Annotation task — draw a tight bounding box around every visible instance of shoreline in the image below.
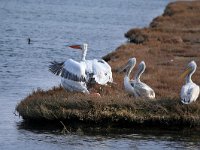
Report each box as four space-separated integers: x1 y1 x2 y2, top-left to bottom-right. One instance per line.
16 1 200 128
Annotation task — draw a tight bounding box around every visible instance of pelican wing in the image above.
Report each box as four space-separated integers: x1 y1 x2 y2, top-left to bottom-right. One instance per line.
130 80 155 99
49 59 86 82
90 59 113 85
85 60 94 74
181 83 200 104
49 61 64 76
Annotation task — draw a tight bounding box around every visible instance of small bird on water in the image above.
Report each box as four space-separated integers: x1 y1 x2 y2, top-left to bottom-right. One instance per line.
27 38 31 44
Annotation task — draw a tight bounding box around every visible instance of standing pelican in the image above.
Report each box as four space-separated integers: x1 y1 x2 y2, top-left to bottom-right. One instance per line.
130 61 155 99
123 58 155 99
49 43 113 94
180 60 199 104
123 57 137 95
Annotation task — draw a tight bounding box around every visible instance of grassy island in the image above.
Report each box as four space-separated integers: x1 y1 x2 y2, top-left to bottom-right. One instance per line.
16 1 200 128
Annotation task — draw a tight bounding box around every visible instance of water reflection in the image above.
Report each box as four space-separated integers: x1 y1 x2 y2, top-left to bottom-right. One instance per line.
17 120 200 149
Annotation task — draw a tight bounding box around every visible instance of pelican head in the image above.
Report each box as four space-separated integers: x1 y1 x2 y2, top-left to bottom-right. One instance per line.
67 43 88 61
138 61 146 72
82 43 88 51
181 60 197 83
122 57 136 77
135 61 146 81
188 60 197 70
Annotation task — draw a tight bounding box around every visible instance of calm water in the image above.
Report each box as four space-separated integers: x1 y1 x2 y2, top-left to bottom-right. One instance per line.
1 0 200 149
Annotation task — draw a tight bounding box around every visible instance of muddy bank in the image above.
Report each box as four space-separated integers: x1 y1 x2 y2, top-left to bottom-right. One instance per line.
16 1 200 127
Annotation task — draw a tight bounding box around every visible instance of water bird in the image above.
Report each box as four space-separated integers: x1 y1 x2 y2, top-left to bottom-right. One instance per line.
27 38 31 44
122 58 155 99
180 60 199 104
49 43 113 94
67 43 113 85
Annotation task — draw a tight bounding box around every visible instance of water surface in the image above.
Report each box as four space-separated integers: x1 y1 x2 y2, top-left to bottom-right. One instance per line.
1 0 199 149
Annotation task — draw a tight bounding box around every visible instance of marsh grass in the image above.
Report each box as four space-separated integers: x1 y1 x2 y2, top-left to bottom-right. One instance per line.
16 1 200 128
16 86 200 127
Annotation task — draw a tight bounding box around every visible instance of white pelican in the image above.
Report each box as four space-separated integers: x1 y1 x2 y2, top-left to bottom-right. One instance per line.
180 60 199 104
123 58 155 99
49 43 113 94
49 59 89 93
67 43 113 85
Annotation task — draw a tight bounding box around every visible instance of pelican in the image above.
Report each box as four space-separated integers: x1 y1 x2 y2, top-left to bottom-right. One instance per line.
49 43 113 94
49 59 89 93
180 60 199 104
123 58 155 99
67 43 113 85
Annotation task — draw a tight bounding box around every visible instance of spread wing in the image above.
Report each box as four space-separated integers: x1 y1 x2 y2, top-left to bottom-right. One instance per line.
49 59 86 82
49 61 64 75
90 59 113 85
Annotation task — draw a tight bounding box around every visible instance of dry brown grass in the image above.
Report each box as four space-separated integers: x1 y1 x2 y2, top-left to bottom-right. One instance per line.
16 1 200 127
16 87 200 127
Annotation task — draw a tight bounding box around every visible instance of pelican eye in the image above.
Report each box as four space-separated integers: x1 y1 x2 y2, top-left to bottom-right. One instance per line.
98 60 104 64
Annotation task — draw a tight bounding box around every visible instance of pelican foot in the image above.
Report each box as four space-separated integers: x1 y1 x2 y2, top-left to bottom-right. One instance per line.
90 92 101 97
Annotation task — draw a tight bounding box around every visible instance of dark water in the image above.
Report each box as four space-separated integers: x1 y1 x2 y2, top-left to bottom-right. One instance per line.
1 0 200 149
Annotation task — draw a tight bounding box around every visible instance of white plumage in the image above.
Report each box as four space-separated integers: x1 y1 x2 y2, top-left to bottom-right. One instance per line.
86 59 113 85
49 43 113 94
180 60 199 104
123 58 155 99
49 59 89 93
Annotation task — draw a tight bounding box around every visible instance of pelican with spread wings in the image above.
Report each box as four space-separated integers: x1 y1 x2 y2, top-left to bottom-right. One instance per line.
49 43 113 94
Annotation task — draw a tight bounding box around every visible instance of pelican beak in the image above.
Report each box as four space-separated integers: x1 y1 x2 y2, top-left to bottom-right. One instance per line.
180 67 191 79
67 44 82 50
118 62 129 73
